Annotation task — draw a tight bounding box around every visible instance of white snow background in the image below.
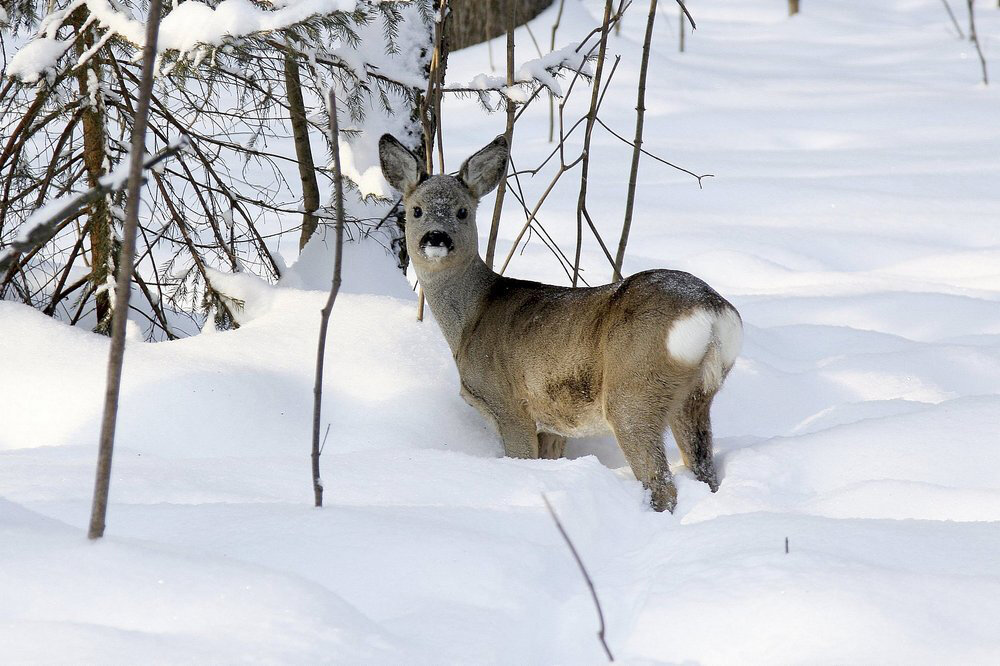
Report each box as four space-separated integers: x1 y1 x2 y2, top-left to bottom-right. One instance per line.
2 0 1000 662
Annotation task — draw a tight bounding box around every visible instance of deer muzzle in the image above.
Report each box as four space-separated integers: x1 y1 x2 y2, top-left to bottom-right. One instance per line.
419 230 455 260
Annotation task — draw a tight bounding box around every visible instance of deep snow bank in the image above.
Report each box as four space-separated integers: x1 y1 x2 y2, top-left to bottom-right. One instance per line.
3 0 1000 662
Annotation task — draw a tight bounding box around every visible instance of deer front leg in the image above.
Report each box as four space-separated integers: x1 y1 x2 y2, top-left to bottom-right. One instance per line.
497 416 540 459
461 382 538 458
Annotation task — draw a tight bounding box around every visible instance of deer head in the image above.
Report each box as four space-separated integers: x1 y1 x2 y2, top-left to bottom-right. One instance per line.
378 134 508 273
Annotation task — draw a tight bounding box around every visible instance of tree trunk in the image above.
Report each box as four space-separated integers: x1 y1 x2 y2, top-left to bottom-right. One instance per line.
789 0 800 16
447 0 554 50
73 10 113 335
284 56 321 251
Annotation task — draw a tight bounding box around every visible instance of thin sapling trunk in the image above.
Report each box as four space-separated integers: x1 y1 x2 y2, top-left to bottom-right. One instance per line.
549 0 566 142
310 90 346 508
485 0 518 269
572 0 614 286
614 0 657 281
88 0 164 540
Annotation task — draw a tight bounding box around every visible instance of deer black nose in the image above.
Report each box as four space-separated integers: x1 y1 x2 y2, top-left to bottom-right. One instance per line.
419 230 454 259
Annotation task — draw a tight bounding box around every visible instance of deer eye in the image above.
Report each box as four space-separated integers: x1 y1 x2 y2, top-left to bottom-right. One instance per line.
412 206 422 218
456 207 468 220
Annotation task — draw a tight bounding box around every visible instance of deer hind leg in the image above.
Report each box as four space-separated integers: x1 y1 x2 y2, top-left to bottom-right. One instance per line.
605 397 676 512
537 432 567 459
669 389 720 492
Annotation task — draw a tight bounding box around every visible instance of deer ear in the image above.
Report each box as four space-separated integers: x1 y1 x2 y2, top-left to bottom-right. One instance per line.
379 134 424 193
459 135 509 198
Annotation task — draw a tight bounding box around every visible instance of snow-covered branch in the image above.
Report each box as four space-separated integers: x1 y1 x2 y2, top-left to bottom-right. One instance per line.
0 142 186 274
6 0 397 82
446 43 593 101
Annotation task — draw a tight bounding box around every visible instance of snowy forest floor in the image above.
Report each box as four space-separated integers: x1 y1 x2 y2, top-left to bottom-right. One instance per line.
3 0 1000 662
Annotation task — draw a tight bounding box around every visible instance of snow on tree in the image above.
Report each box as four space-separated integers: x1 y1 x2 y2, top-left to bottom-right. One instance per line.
0 0 612 339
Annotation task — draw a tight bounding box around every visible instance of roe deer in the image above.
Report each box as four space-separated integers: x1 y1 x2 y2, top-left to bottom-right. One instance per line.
379 134 742 512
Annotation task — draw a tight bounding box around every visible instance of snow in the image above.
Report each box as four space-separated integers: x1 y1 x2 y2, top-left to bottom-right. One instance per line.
4 0 1000 662
422 245 449 259
447 42 593 97
8 0 400 83
332 2 431 197
6 36 69 83
80 0 363 53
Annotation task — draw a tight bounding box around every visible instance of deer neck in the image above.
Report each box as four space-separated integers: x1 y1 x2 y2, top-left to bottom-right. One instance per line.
415 255 497 354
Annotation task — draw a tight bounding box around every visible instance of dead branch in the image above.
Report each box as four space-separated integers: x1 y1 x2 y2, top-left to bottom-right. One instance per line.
542 494 614 662
967 0 989 85
150 172 240 327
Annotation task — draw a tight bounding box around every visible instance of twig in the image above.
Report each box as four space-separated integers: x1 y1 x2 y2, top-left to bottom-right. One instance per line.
498 154 582 275
498 52 622 277
542 494 614 662
132 269 178 340
0 145 184 276
310 89 346 509
149 172 240 327
43 231 87 316
595 117 714 186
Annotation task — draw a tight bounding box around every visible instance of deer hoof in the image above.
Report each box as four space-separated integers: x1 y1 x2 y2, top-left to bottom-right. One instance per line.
650 479 678 513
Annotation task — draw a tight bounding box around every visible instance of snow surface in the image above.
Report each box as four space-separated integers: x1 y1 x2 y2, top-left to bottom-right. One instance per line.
3 0 1000 662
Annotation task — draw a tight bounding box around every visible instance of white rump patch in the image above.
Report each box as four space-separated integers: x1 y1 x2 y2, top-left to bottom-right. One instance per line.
666 310 715 365
667 307 744 392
